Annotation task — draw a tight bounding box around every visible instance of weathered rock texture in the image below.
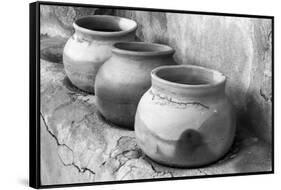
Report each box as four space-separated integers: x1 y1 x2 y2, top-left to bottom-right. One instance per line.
40 5 114 38
39 5 272 186
114 10 272 143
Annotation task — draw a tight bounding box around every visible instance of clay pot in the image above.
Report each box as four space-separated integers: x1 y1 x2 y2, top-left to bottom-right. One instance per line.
135 65 236 167
95 42 177 129
63 15 137 93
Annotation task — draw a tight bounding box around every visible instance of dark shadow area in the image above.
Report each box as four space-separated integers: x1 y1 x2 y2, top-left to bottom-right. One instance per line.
63 76 134 132
172 129 217 168
230 104 272 172
245 92 272 144
142 155 177 170
232 119 272 172
235 140 271 173
62 76 95 96
141 125 271 173
40 36 67 64
215 137 240 164
96 110 134 131
142 129 218 169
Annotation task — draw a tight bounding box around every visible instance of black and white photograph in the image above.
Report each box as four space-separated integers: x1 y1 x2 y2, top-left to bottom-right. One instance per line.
29 1 273 188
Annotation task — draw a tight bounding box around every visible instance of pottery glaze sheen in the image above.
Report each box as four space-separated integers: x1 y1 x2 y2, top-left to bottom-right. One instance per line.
135 65 236 167
63 15 137 93
95 42 177 128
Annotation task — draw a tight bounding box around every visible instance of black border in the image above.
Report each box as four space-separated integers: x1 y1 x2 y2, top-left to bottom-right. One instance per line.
30 2 41 188
29 1 274 189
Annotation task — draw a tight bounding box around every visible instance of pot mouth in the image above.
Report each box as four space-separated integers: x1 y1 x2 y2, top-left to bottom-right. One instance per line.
151 65 226 89
73 15 137 37
112 42 175 56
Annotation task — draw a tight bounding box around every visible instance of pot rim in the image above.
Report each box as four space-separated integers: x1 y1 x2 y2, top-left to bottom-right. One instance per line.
151 65 226 89
112 42 175 56
73 15 137 37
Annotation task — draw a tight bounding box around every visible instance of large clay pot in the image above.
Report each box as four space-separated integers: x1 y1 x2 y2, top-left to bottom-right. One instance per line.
95 42 177 129
135 65 236 167
63 15 137 93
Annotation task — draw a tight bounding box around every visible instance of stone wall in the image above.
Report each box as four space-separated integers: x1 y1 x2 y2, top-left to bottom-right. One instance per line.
40 5 272 143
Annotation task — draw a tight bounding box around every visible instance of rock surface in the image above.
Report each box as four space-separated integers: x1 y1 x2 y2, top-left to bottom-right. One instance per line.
40 5 114 38
40 54 271 185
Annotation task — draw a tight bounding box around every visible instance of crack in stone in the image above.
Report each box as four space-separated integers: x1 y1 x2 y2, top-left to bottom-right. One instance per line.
259 89 271 102
149 162 174 177
41 112 96 176
267 30 272 41
198 169 208 175
53 99 74 112
108 136 174 178
57 154 96 176
75 111 96 125
112 161 127 174
119 165 138 180
67 91 91 101
109 136 143 174
149 90 209 109
111 150 141 174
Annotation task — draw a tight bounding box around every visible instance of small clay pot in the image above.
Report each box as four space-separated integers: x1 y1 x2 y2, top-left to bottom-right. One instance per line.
135 65 236 167
95 42 177 128
63 15 137 93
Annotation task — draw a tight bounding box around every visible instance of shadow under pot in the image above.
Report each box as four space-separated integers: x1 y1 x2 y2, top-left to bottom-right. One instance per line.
63 15 137 93
135 65 236 168
95 42 177 129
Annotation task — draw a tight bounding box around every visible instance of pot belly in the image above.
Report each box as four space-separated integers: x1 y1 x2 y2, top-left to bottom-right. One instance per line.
94 60 152 129
135 90 236 167
62 36 112 93
63 54 103 93
96 96 137 128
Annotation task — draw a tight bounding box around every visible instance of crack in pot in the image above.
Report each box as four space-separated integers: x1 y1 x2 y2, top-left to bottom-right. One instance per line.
149 90 210 109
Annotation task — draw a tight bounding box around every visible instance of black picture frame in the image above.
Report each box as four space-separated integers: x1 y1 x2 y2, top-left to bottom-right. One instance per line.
29 1 274 189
